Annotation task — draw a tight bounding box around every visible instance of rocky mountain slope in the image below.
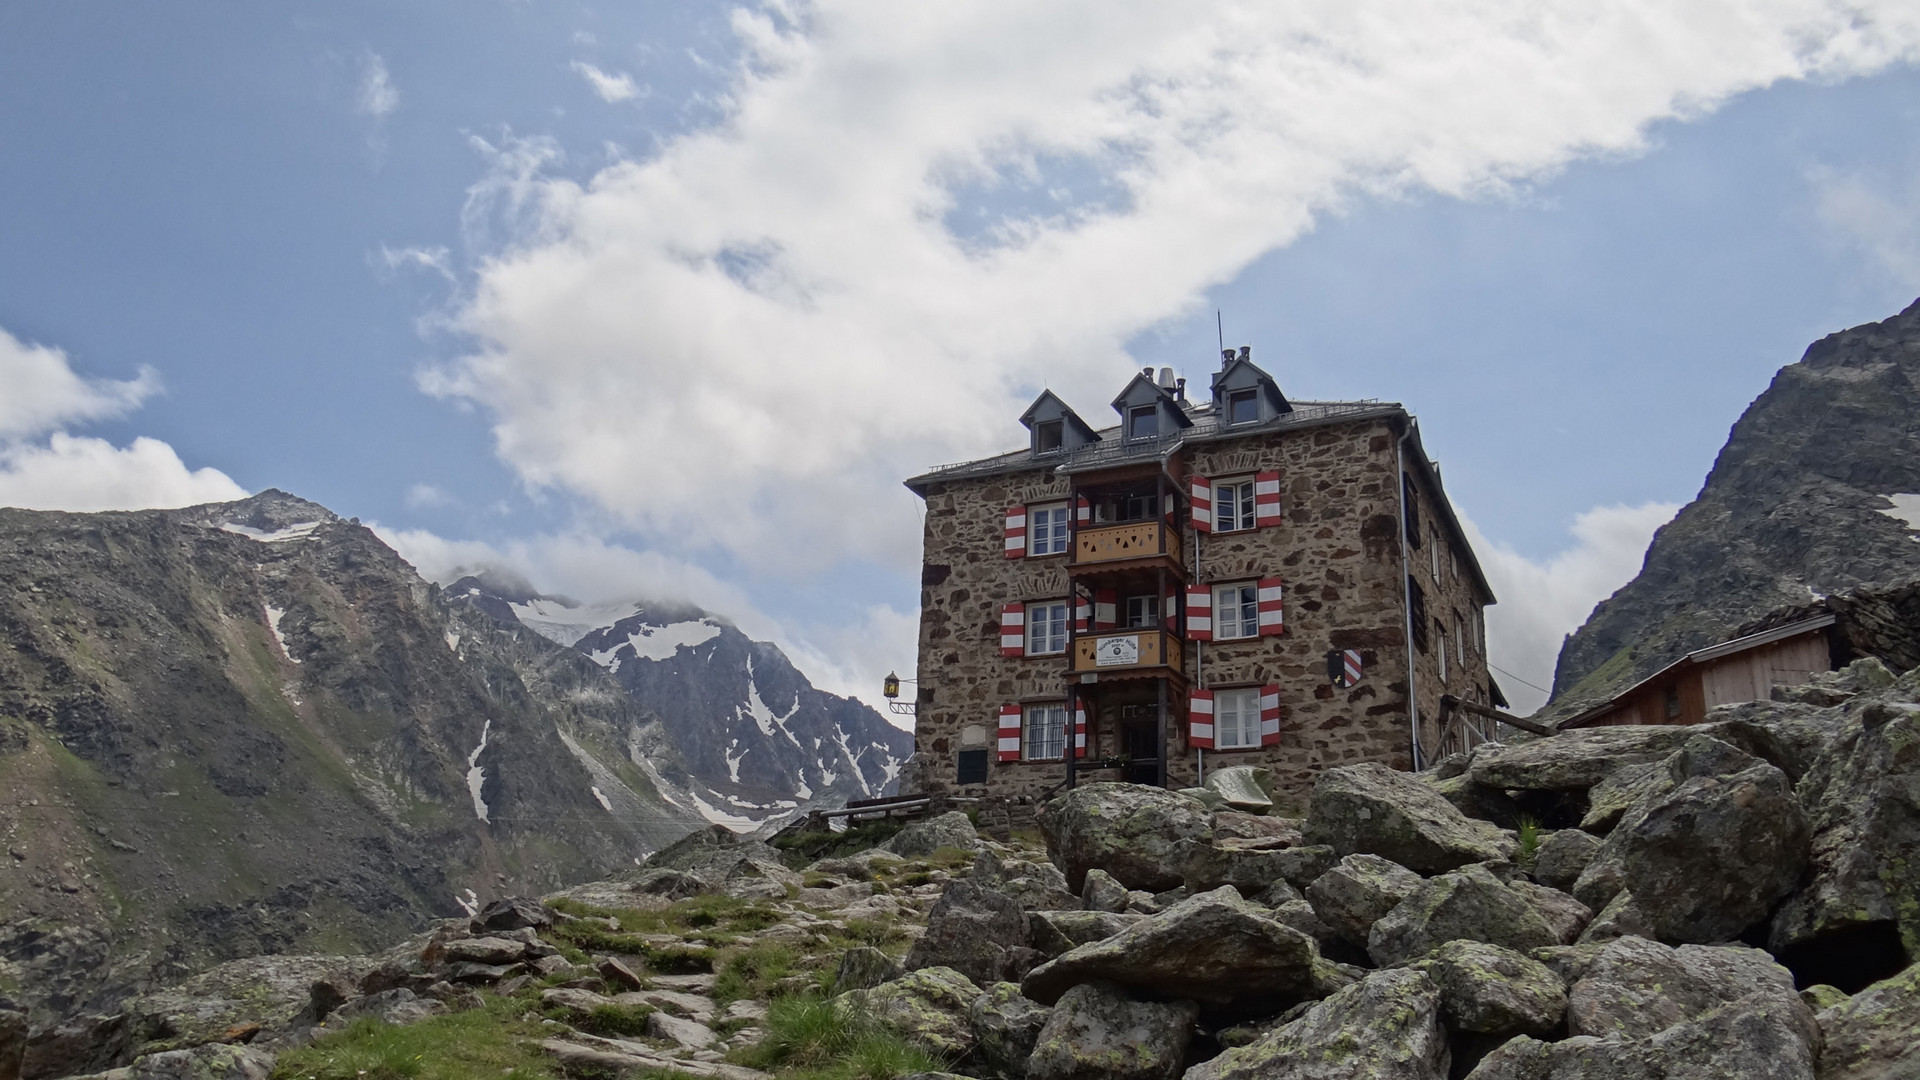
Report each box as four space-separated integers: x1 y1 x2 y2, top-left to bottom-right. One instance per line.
0 491 707 1024
17 658 1920 1080
448 573 912 823
1549 297 1920 715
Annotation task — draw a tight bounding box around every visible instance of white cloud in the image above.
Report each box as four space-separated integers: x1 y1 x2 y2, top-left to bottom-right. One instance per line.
570 60 644 103
357 54 399 118
404 482 455 509
1811 159 1920 287
0 327 158 441
1460 502 1681 716
376 244 455 282
0 434 247 512
423 1 1920 576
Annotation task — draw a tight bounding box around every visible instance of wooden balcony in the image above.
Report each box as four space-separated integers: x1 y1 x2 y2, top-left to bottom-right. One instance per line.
1070 520 1183 573
1070 628 1185 677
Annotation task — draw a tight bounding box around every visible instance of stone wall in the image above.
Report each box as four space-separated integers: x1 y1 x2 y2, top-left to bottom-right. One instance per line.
908 412 1491 805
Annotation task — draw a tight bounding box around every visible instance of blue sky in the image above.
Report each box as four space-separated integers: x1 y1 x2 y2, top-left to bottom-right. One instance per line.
3 2 1918 712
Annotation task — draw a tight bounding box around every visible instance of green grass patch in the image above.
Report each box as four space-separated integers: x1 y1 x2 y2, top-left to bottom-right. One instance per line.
544 895 789 972
732 995 942 1080
271 996 553 1080
577 1002 655 1037
713 939 801 1007
1516 815 1542 867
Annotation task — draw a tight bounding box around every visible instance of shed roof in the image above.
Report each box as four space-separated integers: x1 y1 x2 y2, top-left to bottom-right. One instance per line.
1555 613 1838 730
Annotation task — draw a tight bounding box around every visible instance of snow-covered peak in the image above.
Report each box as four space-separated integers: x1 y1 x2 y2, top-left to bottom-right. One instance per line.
586 619 725 667
507 596 646 648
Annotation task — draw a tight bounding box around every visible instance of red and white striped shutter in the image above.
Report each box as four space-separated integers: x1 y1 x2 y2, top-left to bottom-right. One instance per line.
1254 471 1282 527
1185 583 1212 640
1003 506 1027 558
999 602 1026 656
1188 689 1215 749
1074 595 1091 634
1259 684 1282 746
1076 495 1091 527
1165 590 1179 631
1190 475 1213 533
1093 589 1118 631
998 704 1023 761
1256 577 1284 636
1073 702 1088 759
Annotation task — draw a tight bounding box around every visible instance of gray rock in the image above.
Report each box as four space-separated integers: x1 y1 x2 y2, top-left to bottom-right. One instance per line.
1211 814 1302 845
888 812 982 858
126 1044 275 1080
1815 964 1920 1080
1799 984 1850 1013
1026 911 1144 959
1465 996 1817 1080
1424 772 1525 829
1530 828 1602 893
473 896 554 933
1770 701 1920 981
1081 870 1129 914
627 868 713 899
1179 841 1333 897
1368 864 1564 967
1021 886 1321 1010
1507 881 1592 945
1415 940 1566 1037
1529 944 1605 989
1305 853 1424 948
1252 879 1303 908
903 880 1032 988
1302 763 1516 875
1204 767 1275 814
1177 787 1229 812
1575 892 1656 945
1026 981 1194 1080
1573 736 1809 943
854 967 983 1059
648 1010 716 1050
1775 657 1897 707
1470 727 1699 792
330 988 447 1027
1041 783 1214 893
21 1014 130 1080
723 858 800 902
1184 968 1449 1080
1 1008 23 1080
967 982 1049 1080
836 947 903 993
1578 762 1666 834
443 936 528 966
1565 935 1812 1044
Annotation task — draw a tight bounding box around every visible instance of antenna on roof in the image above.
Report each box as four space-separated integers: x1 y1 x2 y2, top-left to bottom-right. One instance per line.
1216 310 1224 354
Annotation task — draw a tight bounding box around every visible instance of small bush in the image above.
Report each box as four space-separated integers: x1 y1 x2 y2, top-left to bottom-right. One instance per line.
1517 815 1542 865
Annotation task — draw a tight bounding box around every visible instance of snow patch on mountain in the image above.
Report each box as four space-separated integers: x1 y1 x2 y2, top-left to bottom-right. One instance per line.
263 604 299 663
505 597 644 648
466 719 492 824
590 785 612 812
1880 493 1920 531
222 521 322 543
589 619 723 666
688 790 759 830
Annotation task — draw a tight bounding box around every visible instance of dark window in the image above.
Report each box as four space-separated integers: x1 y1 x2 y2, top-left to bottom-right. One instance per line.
1403 473 1422 547
1664 687 1681 720
1124 594 1159 628
956 749 988 785
1408 577 1428 652
1128 405 1157 440
1228 388 1258 425
1035 419 1064 454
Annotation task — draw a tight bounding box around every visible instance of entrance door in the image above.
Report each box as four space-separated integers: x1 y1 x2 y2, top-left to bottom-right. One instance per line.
1123 719 1159 785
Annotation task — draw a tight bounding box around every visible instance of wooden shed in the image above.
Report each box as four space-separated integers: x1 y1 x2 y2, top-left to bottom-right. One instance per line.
1560 614 1836 730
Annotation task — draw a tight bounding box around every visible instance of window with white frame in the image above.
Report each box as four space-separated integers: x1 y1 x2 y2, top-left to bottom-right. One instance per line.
1430 529 1441 581
1213 477 1257 532
1214 582 1259 640
1436 623 1449 683
1124 594 1159 628
1024 702 1067 760
1026 601 1069 655
1214 687 1261 749
1028 502 1070 556
1455 613 1468 667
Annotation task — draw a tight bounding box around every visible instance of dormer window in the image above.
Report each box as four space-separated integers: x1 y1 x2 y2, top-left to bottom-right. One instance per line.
1127 405 1158 440
1035 419 1064 454
1227 388 1258 425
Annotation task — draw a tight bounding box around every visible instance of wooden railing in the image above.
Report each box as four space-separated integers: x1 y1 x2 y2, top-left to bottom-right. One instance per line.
1073 520 1181 566
1070 628 1184 675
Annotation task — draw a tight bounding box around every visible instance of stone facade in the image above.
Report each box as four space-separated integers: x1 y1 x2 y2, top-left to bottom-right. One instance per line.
906 372 1494 807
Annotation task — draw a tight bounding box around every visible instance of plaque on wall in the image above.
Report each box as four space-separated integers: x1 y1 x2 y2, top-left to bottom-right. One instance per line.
1094 635 1139 667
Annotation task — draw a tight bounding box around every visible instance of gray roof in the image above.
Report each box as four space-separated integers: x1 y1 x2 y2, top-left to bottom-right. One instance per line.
905 398 1400 491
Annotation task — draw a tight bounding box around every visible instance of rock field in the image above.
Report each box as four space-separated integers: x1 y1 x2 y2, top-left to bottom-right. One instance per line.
6 656 1920 1080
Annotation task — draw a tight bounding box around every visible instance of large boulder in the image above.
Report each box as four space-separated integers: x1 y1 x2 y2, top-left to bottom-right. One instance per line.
1184 968 1449 1080
905 881 1033 987
1304 854 1423 949
1027 912 1145 960
1564 935 1813 1044
1302 763 1516 875
123 1044 276 1080
1469 727 1698 792
1530 829 1602 894
888 812 983 858
1815 964 1920 1080
967 982 1050 1080
1466 999 1817 1080
1179 841 1332 896
1203 767 1274 814
645 823 781 878
975 851 1080 913
1770 700 1920 990
1026 981 1195 1080
1042 784 1213 893
856 967 984 1059
20 1014 130 1080
1021 887 1320 1010
1081 870 1130 914
1368 864 1566 967
1415 940 1566 1038
1573 736 1809 943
